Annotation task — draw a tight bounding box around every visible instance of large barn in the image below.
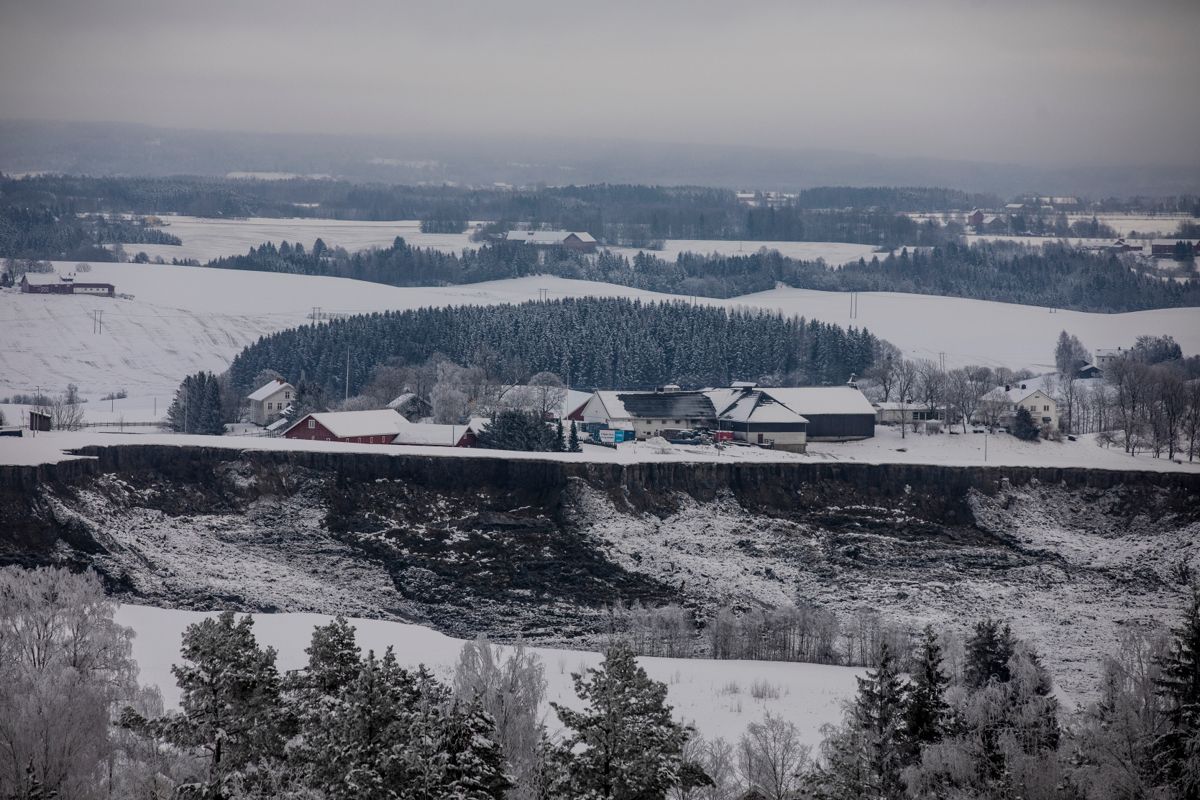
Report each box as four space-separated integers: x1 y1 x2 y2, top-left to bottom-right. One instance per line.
282 409 410 444
756 386 877 441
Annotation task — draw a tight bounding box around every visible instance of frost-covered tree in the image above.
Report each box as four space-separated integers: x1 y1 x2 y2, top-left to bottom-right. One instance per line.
1054 330 1090 377
125 612 286 798
553 643 691 799
454 638 546 800
568 420 582 452
0 566 139 800
737 712 809 800
964 618 1017 689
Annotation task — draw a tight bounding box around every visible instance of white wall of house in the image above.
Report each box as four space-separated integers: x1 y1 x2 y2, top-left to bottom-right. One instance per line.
1013 390 1058 429
250 386 294 426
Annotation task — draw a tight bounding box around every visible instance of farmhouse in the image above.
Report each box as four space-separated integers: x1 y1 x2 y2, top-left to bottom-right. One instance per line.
1150 239 1199 258
504 230 598 253
579 389 717 440
282 409 410 444
978 383 1059 430
966 209 985 227
247 379 295 426
20 273 115 297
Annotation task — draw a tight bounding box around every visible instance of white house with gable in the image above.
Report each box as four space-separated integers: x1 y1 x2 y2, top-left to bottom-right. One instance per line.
247 379 295 426
977 382 1058 431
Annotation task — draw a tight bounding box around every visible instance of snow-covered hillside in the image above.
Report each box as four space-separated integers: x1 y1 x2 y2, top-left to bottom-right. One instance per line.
116 604 860 749
4 261 1198 402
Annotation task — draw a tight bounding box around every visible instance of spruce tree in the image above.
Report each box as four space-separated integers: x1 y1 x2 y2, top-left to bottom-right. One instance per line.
555 417 565 452
964 618 1017 688
904 626 950 757
1154 587 1200 799
569 420 582 452
852 644 910 799
552 643 691 799
158 612 284 797
1011 406 1039 441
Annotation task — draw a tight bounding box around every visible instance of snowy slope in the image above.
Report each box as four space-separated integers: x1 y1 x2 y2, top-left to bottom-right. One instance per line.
3 261 1197 401
115 604 861 749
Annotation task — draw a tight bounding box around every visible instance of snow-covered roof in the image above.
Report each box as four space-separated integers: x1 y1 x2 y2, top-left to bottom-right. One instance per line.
265 417 290 432
984 384 1049 404
704 388 746 417
506 230 595 245
391 424 472 446
759 386 876 416
20 272 66 286
717 393 807 425
248 379 292 402
285 409 409 438
590 391 637 419
386 392 417 410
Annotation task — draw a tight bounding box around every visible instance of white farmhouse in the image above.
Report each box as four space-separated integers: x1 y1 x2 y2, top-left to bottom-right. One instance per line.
978 383 1058 431
247 379 295 426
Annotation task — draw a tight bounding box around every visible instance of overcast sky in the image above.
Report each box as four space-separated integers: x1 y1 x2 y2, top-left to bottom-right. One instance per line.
2 0 1197 167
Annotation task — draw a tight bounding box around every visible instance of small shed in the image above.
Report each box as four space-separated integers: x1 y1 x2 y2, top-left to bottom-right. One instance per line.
29 410 51 431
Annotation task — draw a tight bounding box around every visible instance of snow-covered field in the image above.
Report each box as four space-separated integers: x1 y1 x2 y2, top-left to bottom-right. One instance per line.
3 261 1199 402
115 604 861 749
3 428 1196 474
120 214 881 267
123 215 478 263
608 239 879 266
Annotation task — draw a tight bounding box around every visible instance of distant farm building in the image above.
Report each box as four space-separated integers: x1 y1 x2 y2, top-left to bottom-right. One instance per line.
20 273 114 297
978 383 1059 430
391 423 478 448
247 379 295 426
578 382 876 450
504 230 598 253
966 209 985 227
282 409 411 444
873 402 945 426
386 392 432 421
1150 239 1199 258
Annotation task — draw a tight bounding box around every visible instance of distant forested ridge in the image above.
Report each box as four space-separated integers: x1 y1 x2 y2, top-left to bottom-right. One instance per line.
0 206 180 261
228 298 884 397
203 237 1200 312
0 174 980 247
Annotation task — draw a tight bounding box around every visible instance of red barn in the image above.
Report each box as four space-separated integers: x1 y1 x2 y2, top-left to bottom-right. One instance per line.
282 409 410 444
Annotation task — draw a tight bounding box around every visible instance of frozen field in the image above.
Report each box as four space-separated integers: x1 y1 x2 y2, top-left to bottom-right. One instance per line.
117 213 882 267
3 262 1198 401
123 215 478 263
115 604 861 749
608 239 880 266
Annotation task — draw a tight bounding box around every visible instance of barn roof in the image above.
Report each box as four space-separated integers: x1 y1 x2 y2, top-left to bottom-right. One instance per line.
616 391 716 420
391 423 473 446
759 386 876 416
717 393 807 425
285 409 409 438
20 272 65 286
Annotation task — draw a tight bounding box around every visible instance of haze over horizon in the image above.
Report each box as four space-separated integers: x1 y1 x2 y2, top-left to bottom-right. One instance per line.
2 0 1199 170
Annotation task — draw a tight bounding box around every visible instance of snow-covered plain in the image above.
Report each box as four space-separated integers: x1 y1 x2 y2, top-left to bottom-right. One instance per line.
122 216 478 263
608 239 880 266
120 214 881 268
2 262 1197 403
115 604 861 749
2 428 1196 473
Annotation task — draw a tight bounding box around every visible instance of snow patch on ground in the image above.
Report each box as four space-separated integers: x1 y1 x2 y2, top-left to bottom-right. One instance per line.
115 603 862 750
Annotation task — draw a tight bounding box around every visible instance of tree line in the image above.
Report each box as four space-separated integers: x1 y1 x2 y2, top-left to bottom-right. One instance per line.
193 233 1199 311
4 565 1198 800
0 206 180 261
228 298 884 400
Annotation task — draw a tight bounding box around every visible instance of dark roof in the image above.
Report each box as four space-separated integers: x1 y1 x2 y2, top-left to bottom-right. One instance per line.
616 391 716 420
